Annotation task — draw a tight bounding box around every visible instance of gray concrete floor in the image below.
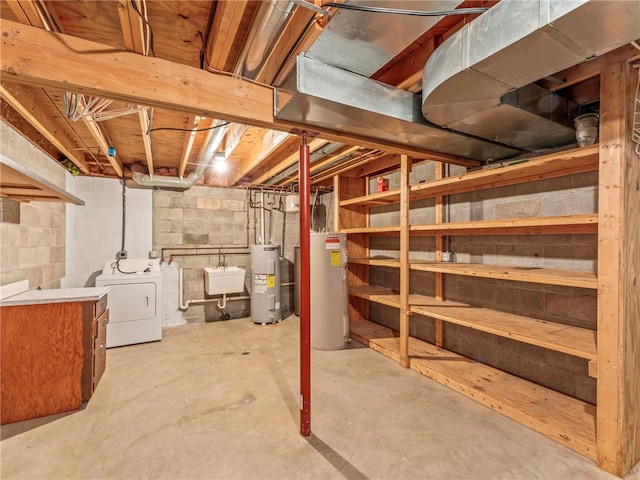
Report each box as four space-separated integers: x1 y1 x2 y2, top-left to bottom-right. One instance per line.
2 315 639 480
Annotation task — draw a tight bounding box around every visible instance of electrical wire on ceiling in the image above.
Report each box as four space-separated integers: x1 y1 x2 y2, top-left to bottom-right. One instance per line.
320 3 488 16
129 0 155 57
147 121 231 134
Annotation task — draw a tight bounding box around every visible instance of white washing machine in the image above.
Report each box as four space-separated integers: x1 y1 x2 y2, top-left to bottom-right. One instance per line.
95 258 163 348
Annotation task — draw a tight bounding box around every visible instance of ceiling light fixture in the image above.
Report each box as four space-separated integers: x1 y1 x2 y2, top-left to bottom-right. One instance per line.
213 152 228 173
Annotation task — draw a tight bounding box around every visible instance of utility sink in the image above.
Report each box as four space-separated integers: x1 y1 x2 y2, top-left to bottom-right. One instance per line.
204 266 246 295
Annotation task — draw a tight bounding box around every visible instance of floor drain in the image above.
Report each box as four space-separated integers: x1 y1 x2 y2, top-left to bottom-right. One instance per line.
241 350 252 355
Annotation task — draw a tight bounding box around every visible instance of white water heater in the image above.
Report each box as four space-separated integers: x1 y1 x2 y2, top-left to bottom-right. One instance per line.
309 232 349 350
250 244 281 324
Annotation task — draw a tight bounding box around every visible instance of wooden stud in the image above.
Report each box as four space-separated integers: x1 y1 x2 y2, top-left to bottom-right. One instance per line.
596 60 640 477
335 175 369 323
399 155 411 368
434 161 445 347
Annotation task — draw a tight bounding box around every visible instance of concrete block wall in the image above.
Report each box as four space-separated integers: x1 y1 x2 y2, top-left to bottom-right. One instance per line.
153 186 328 323
365 159 598 404
0 121 67 289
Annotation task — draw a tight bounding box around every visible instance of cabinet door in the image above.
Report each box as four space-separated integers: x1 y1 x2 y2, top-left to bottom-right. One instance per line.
93 309 108 392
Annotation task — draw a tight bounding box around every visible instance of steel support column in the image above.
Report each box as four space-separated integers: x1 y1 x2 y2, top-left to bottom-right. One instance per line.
299 132 311 436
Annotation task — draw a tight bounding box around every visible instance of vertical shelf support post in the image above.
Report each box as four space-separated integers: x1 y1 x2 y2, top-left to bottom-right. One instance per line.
596 60 640 476
399 155 411 367
434 161 446 347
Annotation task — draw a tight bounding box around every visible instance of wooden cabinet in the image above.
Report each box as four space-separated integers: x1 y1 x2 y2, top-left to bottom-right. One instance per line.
81 294 109 402
335 145 601 459
0 292 108 425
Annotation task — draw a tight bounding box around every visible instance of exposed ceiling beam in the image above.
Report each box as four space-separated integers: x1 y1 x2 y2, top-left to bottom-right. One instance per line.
1 20 478 167
253 4 316 85
137 108 153 174
279 145 363 187
224 5 324 184
116 0 154 175
227 130 292 185
310 146 361 175
372 0 496 91
311 150 388 185
250 137 328 186
537 43 640 92
81 112 123 177
275 145 362 187
6 3 124 177
0 82 90 173
178 115 202 178
1 20 275 126
116 0 146 55
5 0 42 25
204 0 250 72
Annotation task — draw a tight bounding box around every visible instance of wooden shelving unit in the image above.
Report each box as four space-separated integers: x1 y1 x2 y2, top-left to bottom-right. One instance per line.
350 257 597 289
334 57 640 478
335 145 603 462
350 318 597 460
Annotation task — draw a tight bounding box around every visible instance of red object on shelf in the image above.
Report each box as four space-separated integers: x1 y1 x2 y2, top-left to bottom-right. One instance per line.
377 176 389 192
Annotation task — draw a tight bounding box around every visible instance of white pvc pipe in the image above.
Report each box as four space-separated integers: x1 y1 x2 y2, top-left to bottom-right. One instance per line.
178 267 249 310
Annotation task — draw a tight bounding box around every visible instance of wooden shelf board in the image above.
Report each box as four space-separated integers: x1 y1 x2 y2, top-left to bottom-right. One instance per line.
349 256 401 268
410 296 596 360
341 225 401 235
348 285 401 308
340 189 400 207
337 145 598 208
410 262 597 289
410 145 599 200
343 215 598 236
349 318 597 460
409 214 598 236
350 258 597 289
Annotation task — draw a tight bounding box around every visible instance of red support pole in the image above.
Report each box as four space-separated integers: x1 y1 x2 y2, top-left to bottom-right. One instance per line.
299 131 311 436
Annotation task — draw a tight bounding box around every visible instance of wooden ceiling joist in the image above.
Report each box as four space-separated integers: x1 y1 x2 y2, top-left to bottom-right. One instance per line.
5 0 48 27
117 0 154 175
116 0 147 55
80 111 124 177
178 115 201 178
6 2 125 177
0 83 90 174
1 20 477 167
250 137 328 186
204 0 250 72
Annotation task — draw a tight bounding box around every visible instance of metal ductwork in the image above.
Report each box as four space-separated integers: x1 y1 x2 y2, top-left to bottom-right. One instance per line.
132 121 228 189
275 54 522 161
223 1 297 159
133 0 295 189
421 0 640 150
274 0 522 162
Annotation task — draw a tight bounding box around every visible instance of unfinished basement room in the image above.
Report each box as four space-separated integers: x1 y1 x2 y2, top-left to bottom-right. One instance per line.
1 1 639 479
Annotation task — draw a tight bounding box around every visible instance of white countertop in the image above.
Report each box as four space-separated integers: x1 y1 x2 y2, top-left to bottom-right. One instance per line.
0 287 109 306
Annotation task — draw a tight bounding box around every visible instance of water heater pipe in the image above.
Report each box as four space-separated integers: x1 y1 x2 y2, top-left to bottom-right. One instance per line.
260 189 266 244
299 132 311 436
